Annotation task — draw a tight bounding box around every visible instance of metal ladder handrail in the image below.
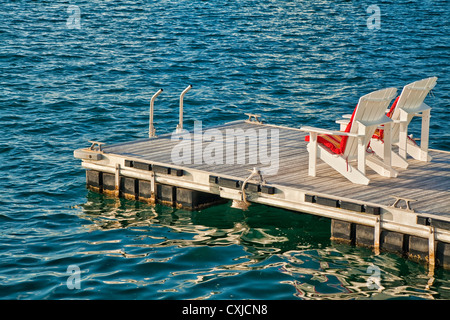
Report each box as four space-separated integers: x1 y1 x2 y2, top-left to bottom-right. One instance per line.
176 85 193 133
149 88 163 138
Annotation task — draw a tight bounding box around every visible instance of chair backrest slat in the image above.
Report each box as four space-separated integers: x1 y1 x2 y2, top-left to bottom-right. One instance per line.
390 77 437 141
344 87 397 157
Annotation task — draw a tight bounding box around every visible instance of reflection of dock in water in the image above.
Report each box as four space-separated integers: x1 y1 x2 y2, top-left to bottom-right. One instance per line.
78 193 330 254
77 194 436 299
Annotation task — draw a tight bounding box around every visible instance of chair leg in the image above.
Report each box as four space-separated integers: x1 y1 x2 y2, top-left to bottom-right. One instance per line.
406 139 433 162
391 150 409 168
357 126 367 176
366 114 398 178
415 109 432 162
398 110 409 160
370 139 409 169
317 146 370 185
383 122 392 169
366 155 398 178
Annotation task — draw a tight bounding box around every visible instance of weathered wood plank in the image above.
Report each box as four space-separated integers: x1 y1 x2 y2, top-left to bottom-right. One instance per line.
99 120 450 217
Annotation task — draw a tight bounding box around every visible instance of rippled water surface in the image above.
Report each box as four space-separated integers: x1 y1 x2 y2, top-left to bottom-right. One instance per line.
1 0 449 300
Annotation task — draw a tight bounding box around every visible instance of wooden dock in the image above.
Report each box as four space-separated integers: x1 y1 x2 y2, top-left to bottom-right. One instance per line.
74 117 450 270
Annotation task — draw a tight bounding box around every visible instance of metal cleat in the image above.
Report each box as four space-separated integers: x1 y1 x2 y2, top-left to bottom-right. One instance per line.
245 113 262 123
390 196 417 212
88 141 105 152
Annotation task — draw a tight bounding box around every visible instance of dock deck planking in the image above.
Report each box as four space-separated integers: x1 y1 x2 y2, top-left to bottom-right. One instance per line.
100 120 450 218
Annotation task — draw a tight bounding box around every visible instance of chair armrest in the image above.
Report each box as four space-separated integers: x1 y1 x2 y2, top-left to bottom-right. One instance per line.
300 126 361 137
356 115 392 127
419 102 431 111
336 119 350 125
337 120 385 129
398 102 432 115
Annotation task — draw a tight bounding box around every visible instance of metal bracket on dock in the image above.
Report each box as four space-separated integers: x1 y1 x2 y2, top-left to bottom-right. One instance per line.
88 141 105 153
389 196 417 212
73 141 105 160
245 113 262 124
231 167 265 210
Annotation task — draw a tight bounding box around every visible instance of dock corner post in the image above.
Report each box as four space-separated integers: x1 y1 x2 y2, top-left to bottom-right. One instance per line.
176 85 192 134
428 226 436 273
150 171 156 203
426 226 436 290
115 163 120 198
374 217 381 255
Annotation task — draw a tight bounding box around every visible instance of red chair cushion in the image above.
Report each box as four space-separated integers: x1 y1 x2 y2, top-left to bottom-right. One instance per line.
305 104 357 154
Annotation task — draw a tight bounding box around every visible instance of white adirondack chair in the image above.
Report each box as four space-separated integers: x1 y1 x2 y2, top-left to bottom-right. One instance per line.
301 87 398 185
370 77 437 168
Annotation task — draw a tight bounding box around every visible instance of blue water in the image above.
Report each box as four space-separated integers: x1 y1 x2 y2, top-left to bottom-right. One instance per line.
1 0 449 300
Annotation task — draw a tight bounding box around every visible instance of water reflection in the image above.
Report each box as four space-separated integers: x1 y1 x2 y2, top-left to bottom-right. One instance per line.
75 191 449 299
79 193 159 231
279 248 437 300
